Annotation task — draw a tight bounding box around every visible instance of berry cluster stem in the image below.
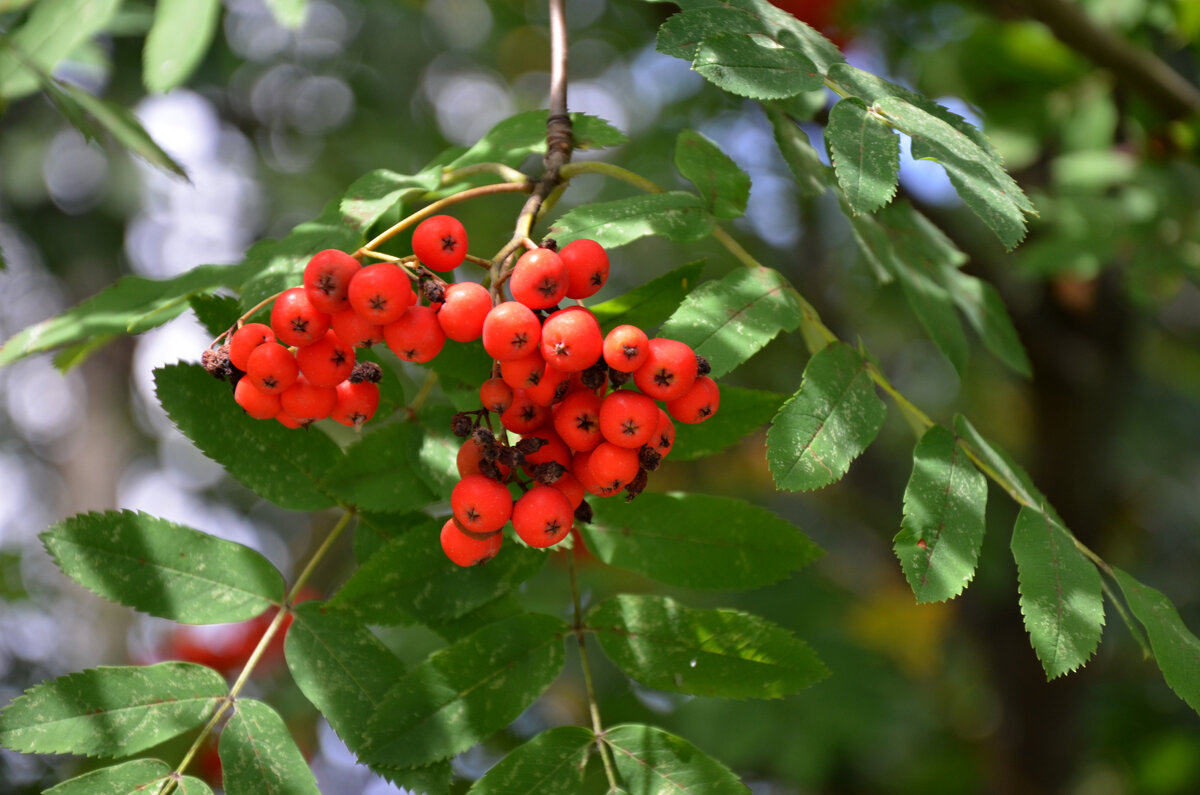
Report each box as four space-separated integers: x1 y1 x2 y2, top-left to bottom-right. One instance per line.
568 548 620 791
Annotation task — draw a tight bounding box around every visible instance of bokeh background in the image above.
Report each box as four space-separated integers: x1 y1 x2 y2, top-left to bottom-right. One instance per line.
1 0 1199 792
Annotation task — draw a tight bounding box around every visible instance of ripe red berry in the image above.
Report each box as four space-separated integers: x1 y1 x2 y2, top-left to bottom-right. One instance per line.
666 375 720 424
234 378 282 420
451 474 513 534
482 302 542 362
551 472 586 509
510 248 569 309
280 375 337 421
572 449 607 497
413 215 469 272
652 408 675 457
244 342 299 395
501 389 551 434
521 429 573 471
598 390 659 448
229 323 275 370
553 389 604 452
303 249 361 314
525 363 571 406
479 377 514 414
275 411 307 429
271 289 330 348
348 264 415 325
436 281 491 342
602 325 650 373
512 486 573 548
331 308 382 348
331 380 379 427
383 305 445 363
540 307 603 373
500 351 547 391
560 238 609 299
456 438 511 480
296 330 356 387
633 338 698 401
588 442 639 494
440 517 502 567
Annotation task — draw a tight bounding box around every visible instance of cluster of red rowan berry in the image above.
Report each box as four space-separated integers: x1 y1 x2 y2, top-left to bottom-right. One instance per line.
441 240 721 567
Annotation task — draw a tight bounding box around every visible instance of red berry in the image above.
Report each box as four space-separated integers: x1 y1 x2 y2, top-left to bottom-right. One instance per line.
540 307 603 373
229 323 275 370
479 377 514 414
271 288 330 348
245 342 299 395
383 305 446 363
331 308 382 348
521 428 573 471
512 486 573 548
633 338 698 401
436 281 491 342
588 442 639 495
234 378 282 420
500 351 547 391
652 408 675 458
666 375 720 424
525 363 571 406
572 449 607 497
456 438 511 480
551 472 586 509
510 248 569 309
296 330 356 388
482 302 542 362
348 264 415 325
331 380 379 427
280 375 337 421
275 411 307 429
451 474 513 534
501 389 551 434
412 215 468 272
560 238 609 299
603 325 650 373
303 249 361 314
553 389 604 452
598 390 659 449
440 517 502 566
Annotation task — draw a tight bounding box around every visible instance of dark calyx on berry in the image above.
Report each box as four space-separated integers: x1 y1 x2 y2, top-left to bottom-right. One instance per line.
533 461 567 485
349 362 383 383
574 500 594 523
625 468 648 503
452 412 475 438
696 354 711 376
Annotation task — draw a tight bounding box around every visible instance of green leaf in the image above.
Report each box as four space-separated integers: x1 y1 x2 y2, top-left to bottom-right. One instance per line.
339 166 442 235
58 81 189 178
952 414 1048 512
330 521 546 625
731 0 845 73
589 260 705 333
353 511 427 564
0 662 226 758
143 0 221 93
263 0 307 28
874 96 1035 249
318 423 437 513
659 266 806 378
670 386 786 461
363 613 567 767
826 98 900 215
589 594 828 699
549 192 715 249
657 6 762 60
44 759 170 795
1011 506 1105 680
938 267 1031 377
825 63 1001 164
604 724 749 794
674 130 751 219
581 492 821 589
1113 568 1200 715
766 105 831 199
766 343 886 492
467 726 595 794
176 777 215 795
693 32 822 100
893 426 987 603
447 111 627 171
0 264 245 366
0 0 123 100
372 763 453 795
154 363 342 511
188 293 242 339
41 510 284 624
219 699 319 795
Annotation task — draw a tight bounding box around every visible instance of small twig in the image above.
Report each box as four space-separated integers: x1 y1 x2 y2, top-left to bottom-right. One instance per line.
568 548 620 791
358 181 531 257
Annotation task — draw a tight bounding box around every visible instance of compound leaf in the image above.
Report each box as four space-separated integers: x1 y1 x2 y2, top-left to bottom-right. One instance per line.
41 510 283 624
1114 568 1200 715
670 386 786 461
318 423 437 514
0 662 226 758
467 726 595 795
0 0 123 100
693 32 822 100
549 192 715 248
43 759 170 795
939 267 1031 377
219 699 319 795
57 81 188 178
363 613 567 768
589 260 705 334
143 0 222 93
581 492 821 589
589 594 828 699
604 724 748 794
767 343 886 491
674 130 751 219
1011 506 1105 680
340 166 442 234
894 425 987 603
826 98 900 214
659 267 806 378
767 105 832 198
155 363 342 511
953 414 1048 512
